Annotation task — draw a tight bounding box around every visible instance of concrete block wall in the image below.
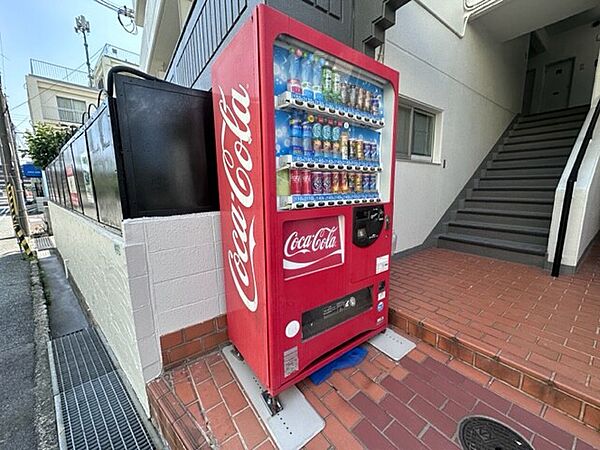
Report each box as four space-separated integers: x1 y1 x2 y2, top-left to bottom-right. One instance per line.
123 211 225 383
48 203 148 411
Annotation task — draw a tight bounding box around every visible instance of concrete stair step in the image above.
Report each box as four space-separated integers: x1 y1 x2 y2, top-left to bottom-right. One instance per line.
438 233 546 265
518 105 589 124
470 186 555 200
502 137 577 151
483 165 564 176
515 113 587 130
504 128 579 144
455 208 552 228
463 197 553 212
495 147 572 160
489 155 568 168
477 174 560 188
510 120 584 136
445 221 549 245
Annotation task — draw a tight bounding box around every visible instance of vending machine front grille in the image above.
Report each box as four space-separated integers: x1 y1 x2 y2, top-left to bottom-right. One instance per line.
301 286 372 340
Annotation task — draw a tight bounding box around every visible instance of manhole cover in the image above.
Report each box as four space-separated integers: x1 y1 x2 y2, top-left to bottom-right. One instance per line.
459 416 533 450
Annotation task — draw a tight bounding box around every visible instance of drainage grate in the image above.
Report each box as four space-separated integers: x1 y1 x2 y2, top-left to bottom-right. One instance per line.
60 372 154 450
34 236 55 251
50 328 155 450
51 328 115 392
459 416 533 450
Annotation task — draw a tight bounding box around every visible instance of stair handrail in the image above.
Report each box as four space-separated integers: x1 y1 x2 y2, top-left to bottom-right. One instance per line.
551 101 600 277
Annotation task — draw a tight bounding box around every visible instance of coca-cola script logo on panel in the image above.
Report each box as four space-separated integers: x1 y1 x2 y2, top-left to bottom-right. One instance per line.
218 84 259 312
283 216 344 280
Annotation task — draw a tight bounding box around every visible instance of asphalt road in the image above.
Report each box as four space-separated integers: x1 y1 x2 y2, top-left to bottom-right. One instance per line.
0 215 36 450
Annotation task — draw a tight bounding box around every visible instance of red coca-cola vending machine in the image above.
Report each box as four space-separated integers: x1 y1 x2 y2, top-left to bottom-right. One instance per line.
213 5 398 411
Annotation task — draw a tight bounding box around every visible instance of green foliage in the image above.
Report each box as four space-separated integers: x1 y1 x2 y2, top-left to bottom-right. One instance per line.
23 123 73 168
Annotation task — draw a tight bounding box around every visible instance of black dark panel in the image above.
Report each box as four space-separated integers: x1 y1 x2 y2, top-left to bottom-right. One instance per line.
71 131 98 221
113 74 218 218
58 154 71 208
63 144 83 213
86 104 122 229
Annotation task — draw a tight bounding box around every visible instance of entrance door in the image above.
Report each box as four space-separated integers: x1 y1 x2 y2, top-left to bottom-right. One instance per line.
541 58 574 111
522 69 535 114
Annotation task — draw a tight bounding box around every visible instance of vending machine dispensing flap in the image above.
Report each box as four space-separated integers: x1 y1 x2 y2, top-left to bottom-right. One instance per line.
352 205 384 247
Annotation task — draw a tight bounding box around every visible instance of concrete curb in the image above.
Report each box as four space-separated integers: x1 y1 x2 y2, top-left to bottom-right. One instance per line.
30 259 58 450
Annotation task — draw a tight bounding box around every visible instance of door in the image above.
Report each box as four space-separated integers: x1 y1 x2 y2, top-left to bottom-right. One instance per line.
541 58 574 112
521 69 535 114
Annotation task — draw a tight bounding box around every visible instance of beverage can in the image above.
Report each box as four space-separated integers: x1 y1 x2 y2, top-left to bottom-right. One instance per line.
311 171 323 194
355 173 363 192
331 123 341 159
364 90 372 113
301 169 312 194
370 173 377 192
322 140 332 158
331 171 340 193
371 96 380 116
347 172 355 192
340 171 349 193
312 120 323 158
322 120 332 158
356 139 364 160
364 142 371 161
290 169 302 195
290 114 303 156
372 141 379 163
322 172 332 194
340 131 349 160
349 139 357 160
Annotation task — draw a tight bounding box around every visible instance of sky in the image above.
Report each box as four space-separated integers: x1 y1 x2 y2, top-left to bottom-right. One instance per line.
0 0 142 136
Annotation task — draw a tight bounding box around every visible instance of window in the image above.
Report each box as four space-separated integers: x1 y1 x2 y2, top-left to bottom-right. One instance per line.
56 97 86 123
396 102 437 162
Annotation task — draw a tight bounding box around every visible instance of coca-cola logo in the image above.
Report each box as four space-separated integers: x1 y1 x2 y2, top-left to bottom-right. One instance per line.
283 217 344 279
218 84 258 312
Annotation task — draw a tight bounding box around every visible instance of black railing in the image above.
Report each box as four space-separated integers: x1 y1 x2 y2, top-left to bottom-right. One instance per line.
551 100 600 277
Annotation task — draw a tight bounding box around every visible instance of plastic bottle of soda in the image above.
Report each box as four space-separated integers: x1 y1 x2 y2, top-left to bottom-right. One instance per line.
287 48 302 95
312 117 323 159
312 57 324 104
302 120 313 158
300 52 313 100
290 113 303 156
332 69 342 103
322 119 332 158
321 61 333 101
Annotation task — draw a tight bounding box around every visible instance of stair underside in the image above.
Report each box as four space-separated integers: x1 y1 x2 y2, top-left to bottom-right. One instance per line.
436 105 588 266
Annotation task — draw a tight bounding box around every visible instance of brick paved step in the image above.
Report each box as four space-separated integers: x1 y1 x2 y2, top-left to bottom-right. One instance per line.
455 208 551 228
438 233 546 265
446 221 549 245
517 105 589 124
501 138 577 151
477 175 560 188
489 156 568 169
483 165 564 177
463 197 553 213
504 128 579 144
494 147 572 160
469 186 555 200
510 120 584 136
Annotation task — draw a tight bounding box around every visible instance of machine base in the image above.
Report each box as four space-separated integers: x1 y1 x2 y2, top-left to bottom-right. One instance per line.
369 327 416 361
222 345 324 450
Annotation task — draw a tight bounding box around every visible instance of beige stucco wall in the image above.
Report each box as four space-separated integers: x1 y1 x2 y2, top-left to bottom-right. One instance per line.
48 203 148 411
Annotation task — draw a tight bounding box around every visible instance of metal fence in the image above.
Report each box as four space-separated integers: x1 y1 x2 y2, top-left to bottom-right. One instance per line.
30 59 90 86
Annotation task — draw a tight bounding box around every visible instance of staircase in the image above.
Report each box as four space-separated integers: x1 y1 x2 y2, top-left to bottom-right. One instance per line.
437 104 589 266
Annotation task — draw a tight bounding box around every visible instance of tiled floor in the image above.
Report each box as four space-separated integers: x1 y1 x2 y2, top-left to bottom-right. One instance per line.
148 333 600 449
388 239 600 428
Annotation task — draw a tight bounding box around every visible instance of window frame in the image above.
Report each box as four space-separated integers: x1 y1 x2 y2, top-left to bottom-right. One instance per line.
56 96 87 124
396 98 440 164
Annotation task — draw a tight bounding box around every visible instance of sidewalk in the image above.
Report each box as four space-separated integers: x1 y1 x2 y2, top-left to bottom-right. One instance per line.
0 215 36 449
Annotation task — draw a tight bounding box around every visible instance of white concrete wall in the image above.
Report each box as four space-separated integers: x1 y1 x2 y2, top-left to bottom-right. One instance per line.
385 1 529 253
527 21 600 113
48 203 148 410
122 211 225 380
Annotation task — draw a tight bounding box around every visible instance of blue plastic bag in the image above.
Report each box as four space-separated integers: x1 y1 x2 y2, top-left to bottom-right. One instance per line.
309 346 368 385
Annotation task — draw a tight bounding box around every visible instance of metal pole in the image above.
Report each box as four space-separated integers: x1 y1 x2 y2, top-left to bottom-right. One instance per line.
82 30 93 87
0 79 29 235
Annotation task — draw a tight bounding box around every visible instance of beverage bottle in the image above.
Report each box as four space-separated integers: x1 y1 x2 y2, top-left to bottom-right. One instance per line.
287 48 302 95
340 129 349 160
312 57 324 103
332 69 342 103
322 119 332 158
364 89 372 114
300 52 313 100
312 117 323 158
331 121 341 159
321 61 333 101
302 120 313 159
290 113 303 156
348 84 357 109
340 80 349 106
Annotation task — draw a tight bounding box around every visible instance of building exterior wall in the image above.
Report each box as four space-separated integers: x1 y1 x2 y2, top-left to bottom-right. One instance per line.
26 75 98 126
123 211 225 381
48 203 148 411
527 21 600 114
384 1 529 253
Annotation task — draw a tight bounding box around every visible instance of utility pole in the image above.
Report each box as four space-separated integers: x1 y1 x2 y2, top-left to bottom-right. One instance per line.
0 78 29 235
75 15 93 87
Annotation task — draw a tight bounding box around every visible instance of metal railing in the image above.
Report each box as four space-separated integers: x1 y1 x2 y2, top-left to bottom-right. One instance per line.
98 44 139 65
551 101 600 276
30 59 90 86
